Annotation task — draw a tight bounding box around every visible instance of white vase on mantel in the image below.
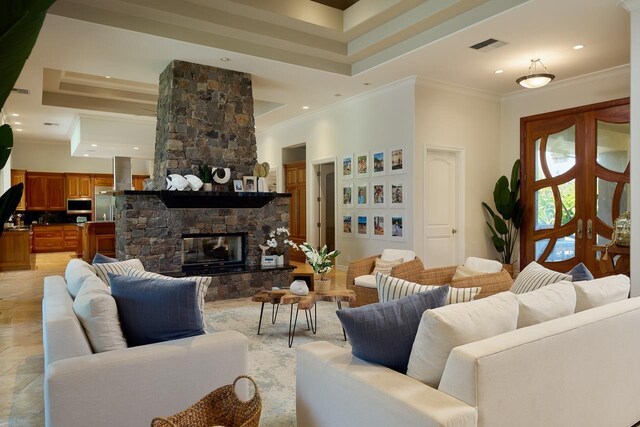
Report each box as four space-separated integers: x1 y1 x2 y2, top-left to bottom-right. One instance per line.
203 183 213 191
276 255 284 267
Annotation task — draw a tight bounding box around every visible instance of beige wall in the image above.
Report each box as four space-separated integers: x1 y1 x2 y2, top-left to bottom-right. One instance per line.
414 79 502 265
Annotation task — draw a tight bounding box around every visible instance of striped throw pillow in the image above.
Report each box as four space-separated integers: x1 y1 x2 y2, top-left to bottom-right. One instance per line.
124 267 211 329
376 273 479 305
510 261 572 294
372 258 403 275
93 259 145 286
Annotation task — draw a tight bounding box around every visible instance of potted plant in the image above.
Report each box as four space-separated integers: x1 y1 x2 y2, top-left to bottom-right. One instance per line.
481 159 524 277
198 164 213 191
0 0 56 237
299 243 340 294
264 227 297 266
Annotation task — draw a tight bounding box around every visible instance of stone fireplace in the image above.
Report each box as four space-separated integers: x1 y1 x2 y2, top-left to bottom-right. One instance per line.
115 60 292 300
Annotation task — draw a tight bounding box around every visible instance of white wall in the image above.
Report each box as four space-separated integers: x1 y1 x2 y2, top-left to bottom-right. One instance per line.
11 139 153 175
415 79 502 263
258 78 416 269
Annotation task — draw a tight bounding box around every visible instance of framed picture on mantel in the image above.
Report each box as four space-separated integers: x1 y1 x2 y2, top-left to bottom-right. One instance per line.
243 176 257 192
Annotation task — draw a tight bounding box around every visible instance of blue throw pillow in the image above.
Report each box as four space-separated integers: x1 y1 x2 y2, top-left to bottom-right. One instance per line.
567 262 594 282
109 273 205 347
93 253 118 264
336 285 448 373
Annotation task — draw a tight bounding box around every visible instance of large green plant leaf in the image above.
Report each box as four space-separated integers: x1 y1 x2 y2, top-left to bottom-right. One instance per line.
0 124 12 170
493 215 508 235
510 159 520 193
0 0 56 109
0 183 23 238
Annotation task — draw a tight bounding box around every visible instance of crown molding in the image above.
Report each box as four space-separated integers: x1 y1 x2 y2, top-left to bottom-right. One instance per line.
620 0 640 12
415 76 500 102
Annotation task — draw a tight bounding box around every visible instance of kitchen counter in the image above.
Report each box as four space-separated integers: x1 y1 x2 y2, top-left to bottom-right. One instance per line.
0 229 32 271
82 221 116 262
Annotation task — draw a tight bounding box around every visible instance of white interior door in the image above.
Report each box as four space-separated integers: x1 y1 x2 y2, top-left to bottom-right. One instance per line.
425 149 461 267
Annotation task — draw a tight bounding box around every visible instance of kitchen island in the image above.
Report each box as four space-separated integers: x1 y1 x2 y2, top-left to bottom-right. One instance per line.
81 221 116 262
0 228 32 271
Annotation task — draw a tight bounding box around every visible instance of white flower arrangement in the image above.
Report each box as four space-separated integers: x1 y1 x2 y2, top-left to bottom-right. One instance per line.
264 227 298 256
299 243 341 279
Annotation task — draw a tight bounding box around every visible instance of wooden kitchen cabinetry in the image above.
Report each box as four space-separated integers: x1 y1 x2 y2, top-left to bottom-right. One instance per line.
133 175 150 191
93 174 114 188
66 174 92 198
32 225 65 252
26 173 66 211
82 221 116 261
0 229 31 271
10 169 26 211
63 224 79 251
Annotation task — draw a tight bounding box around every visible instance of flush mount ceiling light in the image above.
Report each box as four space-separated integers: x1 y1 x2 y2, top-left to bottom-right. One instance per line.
220 57 230 62
516 59 555 89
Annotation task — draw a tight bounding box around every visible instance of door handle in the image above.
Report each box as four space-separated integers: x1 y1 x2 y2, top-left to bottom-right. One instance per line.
577 219 583 239
452 228 457 234
587 219 593 240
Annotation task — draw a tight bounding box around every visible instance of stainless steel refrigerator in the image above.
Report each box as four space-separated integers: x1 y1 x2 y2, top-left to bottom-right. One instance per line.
94 186 115 221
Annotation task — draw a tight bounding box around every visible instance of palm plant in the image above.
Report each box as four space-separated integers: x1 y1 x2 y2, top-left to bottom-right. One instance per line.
0 0 57 237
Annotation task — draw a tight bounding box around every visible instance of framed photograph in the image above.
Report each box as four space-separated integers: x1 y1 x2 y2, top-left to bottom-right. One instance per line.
233 179 244 192
372 150 386 176
242 176 257 192
342 184 353 207
390 181 405 208
371 181 386 207
342 214 353 235
356 152 369 178
357 215 369 238
342 154 354 179
356 182 368 208
389 147 405 174
372 214 386 240
390 214 406 241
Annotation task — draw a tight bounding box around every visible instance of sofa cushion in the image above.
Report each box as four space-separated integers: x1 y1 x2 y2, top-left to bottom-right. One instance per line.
65 258 97 299
73 275 127 352
124 267 211 329
376 273 480 305
463 257 502 273
566 262 594 282
336 285 448 373
573 274 630 312
510 261 572 294
354 274 376 289
92 253 118 264
109 273 205 347
406 292 519 388
371 257 403 275
381 249 415 263
516 280 576 328
452 265 486 281
93 259 145 286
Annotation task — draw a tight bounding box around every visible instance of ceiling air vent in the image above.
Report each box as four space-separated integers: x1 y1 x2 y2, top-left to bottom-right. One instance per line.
469 38 508 53
43 122 60 126
11 88 30 95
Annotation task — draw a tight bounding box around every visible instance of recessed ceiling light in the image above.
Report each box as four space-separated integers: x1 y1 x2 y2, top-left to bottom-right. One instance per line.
91 144 98 147
363 82 371 86
302 106 309 110
83 154 89 157
133 147 140 150
13 121 21 125
15 128 23 132
334 93 341 97
494 69 504 74
573 44 585 50
105 76 111 79
220 57 230 62
11 113 19 117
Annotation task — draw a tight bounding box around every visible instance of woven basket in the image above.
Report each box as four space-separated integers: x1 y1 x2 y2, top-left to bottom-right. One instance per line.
151 376 261 427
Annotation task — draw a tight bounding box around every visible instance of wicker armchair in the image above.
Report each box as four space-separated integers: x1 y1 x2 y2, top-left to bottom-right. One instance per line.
346 254 416 307
350 258 513 307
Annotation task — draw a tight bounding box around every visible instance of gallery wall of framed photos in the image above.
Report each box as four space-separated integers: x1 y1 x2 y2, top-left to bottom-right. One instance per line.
341 147 407 243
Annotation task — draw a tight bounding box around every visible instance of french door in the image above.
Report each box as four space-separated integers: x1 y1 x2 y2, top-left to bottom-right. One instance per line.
520 98 630 275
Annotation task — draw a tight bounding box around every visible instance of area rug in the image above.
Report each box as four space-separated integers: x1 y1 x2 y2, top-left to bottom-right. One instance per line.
205 297 352 426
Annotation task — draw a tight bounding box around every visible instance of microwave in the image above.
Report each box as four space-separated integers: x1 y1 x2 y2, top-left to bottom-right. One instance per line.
67 198 92 214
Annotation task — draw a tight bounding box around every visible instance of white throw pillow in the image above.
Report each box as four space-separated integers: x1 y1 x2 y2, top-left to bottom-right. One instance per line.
510 261 572 294
354 274 377 289
371 257 403 275
93 259 145 286
376 273 480 305
573 274 630 312
452 265 486 281
381 249 415 263
406 292 519 388
516 280 576 328
124 267 211 329
464 257 503 273
73 275 127 352
65 259 98 298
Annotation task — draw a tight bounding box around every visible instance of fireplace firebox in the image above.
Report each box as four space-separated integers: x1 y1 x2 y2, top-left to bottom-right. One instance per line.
182 232 247 273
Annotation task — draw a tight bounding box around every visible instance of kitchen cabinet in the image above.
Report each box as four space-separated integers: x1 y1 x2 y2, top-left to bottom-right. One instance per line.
10 169 26 211
133 175 150 191
82 221 116 261
32 225 65 252
63 224 79 251
93 174 114 188
26 173 66 211
0 229 31 270
66 174 92 198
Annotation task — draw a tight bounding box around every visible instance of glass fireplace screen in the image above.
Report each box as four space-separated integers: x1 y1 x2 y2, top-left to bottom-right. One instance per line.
182 234 245 267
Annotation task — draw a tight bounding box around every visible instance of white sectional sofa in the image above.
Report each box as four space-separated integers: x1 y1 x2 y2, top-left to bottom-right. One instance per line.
43 274 249 427
297 297 640 427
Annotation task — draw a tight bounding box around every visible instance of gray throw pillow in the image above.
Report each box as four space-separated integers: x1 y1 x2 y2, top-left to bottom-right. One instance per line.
566 262 594 282
336 285 448 373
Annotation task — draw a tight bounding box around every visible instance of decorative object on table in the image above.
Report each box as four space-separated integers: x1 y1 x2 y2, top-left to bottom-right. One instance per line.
233 179 244 192
612 211 630 247
197 164 214 191
264 227 297 267
482 159 524 265
243 176 257 192
151 375 262 427
261 255 277 267
299 243 340 294
253 162 270 192
165 174 190 191
184 174 203 191
290 279 309 296
212 167 231 184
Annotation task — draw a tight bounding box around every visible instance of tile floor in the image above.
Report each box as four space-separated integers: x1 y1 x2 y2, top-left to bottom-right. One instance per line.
0 252 346 427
